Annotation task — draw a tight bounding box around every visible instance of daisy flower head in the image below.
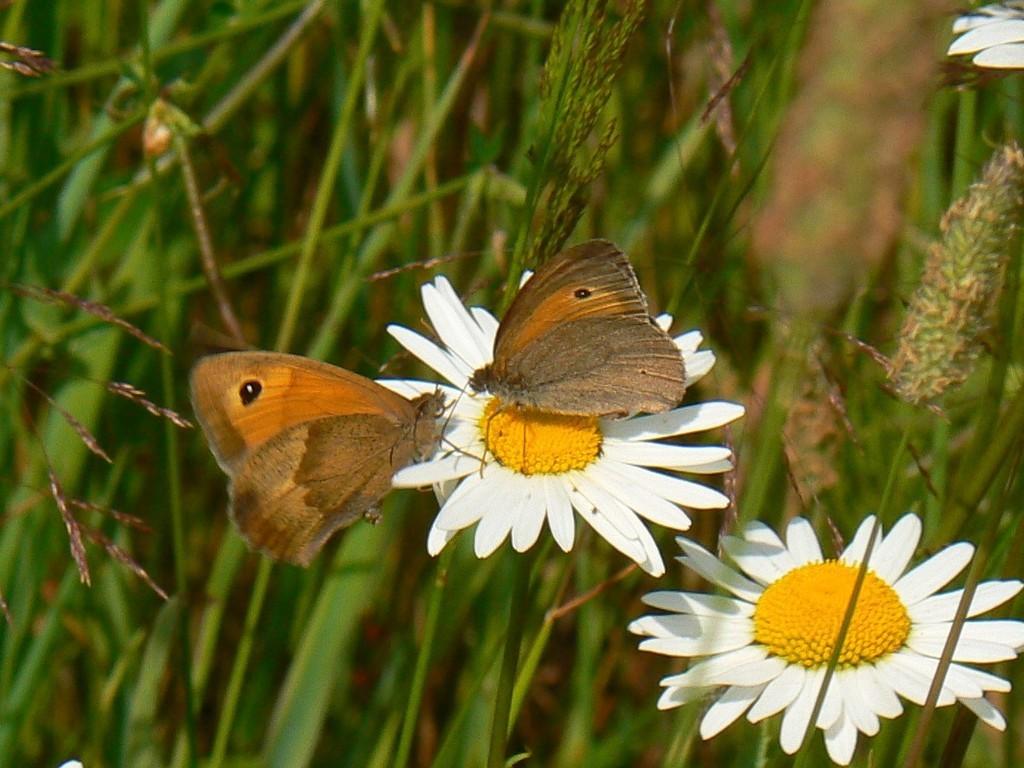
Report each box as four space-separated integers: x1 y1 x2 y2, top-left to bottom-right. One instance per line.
629 514 1024 765
382 274 744 577
949 2 1024 68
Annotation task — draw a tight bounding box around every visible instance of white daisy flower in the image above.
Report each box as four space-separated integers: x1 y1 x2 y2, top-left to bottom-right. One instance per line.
629 514 1024 765
380 275 744 577
949 3 1024 68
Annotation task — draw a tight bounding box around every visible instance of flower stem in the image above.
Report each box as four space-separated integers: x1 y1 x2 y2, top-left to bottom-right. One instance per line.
395 547 453 767
208 557 272 768
487 555 532 768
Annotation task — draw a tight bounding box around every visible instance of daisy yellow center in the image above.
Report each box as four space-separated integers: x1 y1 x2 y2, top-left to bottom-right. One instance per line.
752 561 910 667
480 398 602 475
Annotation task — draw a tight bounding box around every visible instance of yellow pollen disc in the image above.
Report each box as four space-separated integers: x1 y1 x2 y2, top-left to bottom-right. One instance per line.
753 560 910 668
480 398 602 476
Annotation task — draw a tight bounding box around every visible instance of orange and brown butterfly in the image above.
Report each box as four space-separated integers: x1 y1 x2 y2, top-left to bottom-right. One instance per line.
469 239 686 417
189 352 445 566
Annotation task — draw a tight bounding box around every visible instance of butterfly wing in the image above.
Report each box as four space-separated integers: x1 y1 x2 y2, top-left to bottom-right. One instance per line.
189 351 416 473
483 240 685 415
504 316 685 416
493 240 648 356
229 413 418 565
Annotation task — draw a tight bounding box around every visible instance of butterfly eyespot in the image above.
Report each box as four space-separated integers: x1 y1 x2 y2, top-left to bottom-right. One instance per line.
574 287 592 299
239 380 262 406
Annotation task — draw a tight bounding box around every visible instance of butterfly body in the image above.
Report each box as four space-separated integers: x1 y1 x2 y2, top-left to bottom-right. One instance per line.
190 352 443 565
469 239 686 417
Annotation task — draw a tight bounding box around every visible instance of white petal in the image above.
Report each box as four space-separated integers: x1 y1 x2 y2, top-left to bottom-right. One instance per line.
511 483 546 552
469 306 500 340
721 536 794 585
816 673 843 730
961 695 1007 730
909 581 1024 623
700 684 764 739
432 477 460 505
474 501 517 558
894 543 974 606
599 459 728 509
544 477 575 552
570 472 638 540
948 19 1024 55
674 328 703 350
588 462 692 530
601 440 732 471
392 451 480 488
640 591 755 618
857 665 903 719
908 620 1024 662
655 313 673 332
601 401 745 441
421 280 491 369
823 712 858 766
426 520 457 555
433 470 498 530
571 472 665 575
953 15 998 35
870 514 921 583
840 515 878 565
785 517 824 564
973 42 1024 68
676 538 764 602
780 668 824 754
387 324 470 387
434 482 493 532
887 653 986 700
636 620 755 657
954 6 1024 35
446 393 488 421
877 653 955 706
660 645 770 687
683 350 716 385
376 379 462 402
836 668 879 736
568 489 646 567
657 685 705 710
945 663 1010 693
741 522 800 571
629 613 704 639
684 459 736 474
748 663 805 722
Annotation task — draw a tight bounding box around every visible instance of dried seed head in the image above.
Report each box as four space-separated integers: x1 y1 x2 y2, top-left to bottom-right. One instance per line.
889 143 1024 403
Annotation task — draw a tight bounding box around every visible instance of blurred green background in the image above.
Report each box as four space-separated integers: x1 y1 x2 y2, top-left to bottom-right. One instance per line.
2 0 1023 766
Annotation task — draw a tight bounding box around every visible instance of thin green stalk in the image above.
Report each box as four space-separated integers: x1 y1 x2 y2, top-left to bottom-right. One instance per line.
395 547 454 767
487 555 532 768
0 110 144 221
9 0 310 99
169 535 246 768
139 2 195 762
0 173 477 388
306 12 490 360
208 557 272 768
949 384 1024 521
275 0 386 351
113 0 327 197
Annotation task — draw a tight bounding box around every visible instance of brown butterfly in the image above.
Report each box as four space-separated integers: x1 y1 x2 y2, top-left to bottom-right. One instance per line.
190 352 445 566
469 239 686 417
